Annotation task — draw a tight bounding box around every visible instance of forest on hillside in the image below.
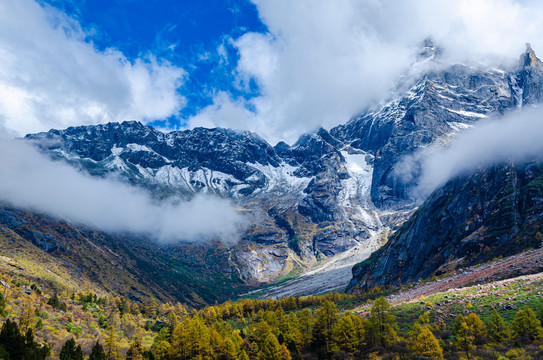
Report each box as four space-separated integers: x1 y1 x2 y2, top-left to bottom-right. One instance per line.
1 271 543 360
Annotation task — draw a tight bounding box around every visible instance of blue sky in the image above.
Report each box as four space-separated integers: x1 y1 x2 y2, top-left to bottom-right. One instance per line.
1 0 543 143
39 0 267 127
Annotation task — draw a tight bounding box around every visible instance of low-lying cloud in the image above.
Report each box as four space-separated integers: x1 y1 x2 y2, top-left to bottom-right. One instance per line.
0 138 246 243
396 107 543 200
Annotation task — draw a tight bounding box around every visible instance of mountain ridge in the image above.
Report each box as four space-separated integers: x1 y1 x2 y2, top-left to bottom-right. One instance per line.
10 43 543 299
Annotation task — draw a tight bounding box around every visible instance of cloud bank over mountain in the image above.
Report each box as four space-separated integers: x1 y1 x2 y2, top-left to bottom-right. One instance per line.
0 136 246 243
396 107 543 199
189 0 543 143
3 1 543 142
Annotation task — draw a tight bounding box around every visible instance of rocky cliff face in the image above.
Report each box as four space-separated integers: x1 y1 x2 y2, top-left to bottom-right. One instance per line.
332 43 543 208
20 43 543 290
25 121 380 284
347 161 543 293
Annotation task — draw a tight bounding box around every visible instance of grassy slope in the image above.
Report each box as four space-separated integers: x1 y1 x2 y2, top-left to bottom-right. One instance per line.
0 205 248 308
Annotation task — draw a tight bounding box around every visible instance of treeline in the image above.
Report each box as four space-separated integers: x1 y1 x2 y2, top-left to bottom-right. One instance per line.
3 290 543 360
1 276 543 360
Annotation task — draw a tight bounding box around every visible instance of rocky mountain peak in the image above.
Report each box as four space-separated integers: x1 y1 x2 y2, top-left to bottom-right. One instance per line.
520 43 542 69
415 37 442 63
513 43 543 106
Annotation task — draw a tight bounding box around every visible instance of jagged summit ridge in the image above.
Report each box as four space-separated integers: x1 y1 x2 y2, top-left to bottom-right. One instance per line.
27 118 381 284
331 45 543 208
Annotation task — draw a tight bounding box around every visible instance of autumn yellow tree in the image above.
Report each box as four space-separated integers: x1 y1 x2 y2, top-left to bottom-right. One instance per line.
367 297 397 347
452 315 474 360
511 306 543 341
332 311 365 355
257 333 290 360
409 323 444 360
487 309 509 343
465 313 487 345
312 301 339 357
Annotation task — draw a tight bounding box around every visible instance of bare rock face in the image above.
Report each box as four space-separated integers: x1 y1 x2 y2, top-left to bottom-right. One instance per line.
345 45 543 293
25 120 378 284
347 161 543 293
332 43 543 209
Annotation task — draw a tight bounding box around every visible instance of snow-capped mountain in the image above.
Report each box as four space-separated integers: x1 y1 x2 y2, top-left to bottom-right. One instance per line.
22 42 543 289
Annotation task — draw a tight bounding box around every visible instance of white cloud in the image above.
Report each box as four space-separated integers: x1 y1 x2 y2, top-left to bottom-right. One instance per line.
188 0 543 144
395 107 543 199
0 137 246 243
0 0 185 136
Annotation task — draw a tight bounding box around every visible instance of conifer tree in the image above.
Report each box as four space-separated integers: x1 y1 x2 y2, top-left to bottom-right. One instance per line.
257 333 287 360
105 325 117 358
511 306 543 341
0 319 49 360
238 350 250 360
220 337 238 360
89 341 107 360
465 313 487 345
487 309 509 343
312 301 339 356
409 324 443 360
333 311 364 354
74 345 84 360
155 341 171 360
59 338 77 360
126 340 144 360
170 317 211 360
0 293 5 315
47 293 60 309
367 297 397 347
298 308 313 347
452 315 474 360
250 319 274 349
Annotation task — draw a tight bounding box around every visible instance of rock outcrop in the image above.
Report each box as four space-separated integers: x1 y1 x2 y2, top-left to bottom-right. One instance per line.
347 161 543 292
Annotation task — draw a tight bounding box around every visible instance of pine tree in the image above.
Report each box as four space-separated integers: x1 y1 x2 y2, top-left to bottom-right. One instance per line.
170 317 211 360
312 301 339 356
0 293 5 315
47 293 60 309
333 311 364 354
257 333 287 360
452 315 474 360
155 341 171 360
59 338 77 360
89 341 107 360
74 345 84 360
409 324 443 360
105 325 117 358
465 313 487 345
250 319 274 349
367 297 397 347
298 308 313 347
220 337 238 360
487 309 509 343
279 313 303 354
126 340 144 360
0 319 49 360
238 350 250 360
511 306 543 341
